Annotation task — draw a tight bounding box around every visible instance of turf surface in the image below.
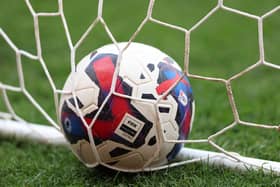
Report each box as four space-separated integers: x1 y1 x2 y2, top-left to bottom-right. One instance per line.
0 0 280 186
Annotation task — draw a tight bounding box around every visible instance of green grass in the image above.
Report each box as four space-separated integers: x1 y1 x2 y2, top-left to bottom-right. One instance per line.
0 0 280 186
1 138 279 187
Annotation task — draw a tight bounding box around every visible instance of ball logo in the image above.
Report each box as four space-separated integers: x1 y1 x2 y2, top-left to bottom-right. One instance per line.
115 113 145 143
178 90 188 106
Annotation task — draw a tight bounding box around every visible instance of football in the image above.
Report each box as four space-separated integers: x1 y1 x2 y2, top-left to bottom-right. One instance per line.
59 42 195 172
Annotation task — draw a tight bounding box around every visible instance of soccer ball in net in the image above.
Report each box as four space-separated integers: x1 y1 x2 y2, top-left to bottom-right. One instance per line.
59 42 195 172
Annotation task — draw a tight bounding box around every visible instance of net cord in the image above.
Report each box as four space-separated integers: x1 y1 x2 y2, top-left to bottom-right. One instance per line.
0 0 279 173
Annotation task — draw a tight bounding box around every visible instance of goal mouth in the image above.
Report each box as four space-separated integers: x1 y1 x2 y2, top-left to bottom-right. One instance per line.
0 0 280 175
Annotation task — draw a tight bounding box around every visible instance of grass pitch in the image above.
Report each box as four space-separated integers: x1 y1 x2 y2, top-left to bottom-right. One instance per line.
0 0 280 186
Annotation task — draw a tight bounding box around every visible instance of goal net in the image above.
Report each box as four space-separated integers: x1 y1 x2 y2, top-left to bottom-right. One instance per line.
0 0 279 174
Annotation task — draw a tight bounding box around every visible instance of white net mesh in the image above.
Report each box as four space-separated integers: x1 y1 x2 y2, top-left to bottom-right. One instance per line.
0 0 279 173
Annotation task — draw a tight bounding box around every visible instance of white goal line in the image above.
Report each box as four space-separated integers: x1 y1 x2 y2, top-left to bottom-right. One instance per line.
0 118 279 175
